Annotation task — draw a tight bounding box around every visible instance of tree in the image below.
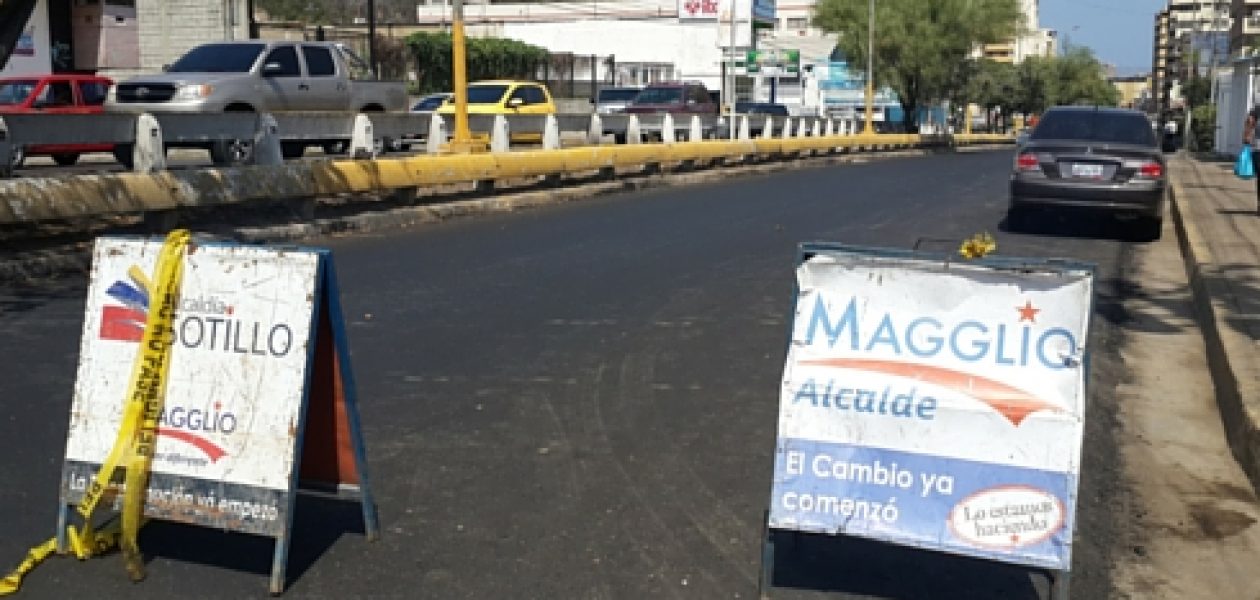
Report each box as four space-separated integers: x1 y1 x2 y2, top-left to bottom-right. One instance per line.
813 0 1023 132
406 32 549 94
1051 47 1118 107
256 0 419 24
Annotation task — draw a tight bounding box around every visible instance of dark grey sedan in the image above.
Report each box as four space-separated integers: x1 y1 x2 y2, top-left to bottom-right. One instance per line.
1009 106 1166 240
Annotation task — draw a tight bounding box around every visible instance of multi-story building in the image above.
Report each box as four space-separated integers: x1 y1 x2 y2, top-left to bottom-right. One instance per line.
1153 9 1176 114
979 0 1056 64
1230 0 1260 55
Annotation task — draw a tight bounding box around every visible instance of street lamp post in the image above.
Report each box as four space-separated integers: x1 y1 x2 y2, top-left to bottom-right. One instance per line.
863 0 875 135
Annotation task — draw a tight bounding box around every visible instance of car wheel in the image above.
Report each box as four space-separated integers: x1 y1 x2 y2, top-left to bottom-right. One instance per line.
1005 204 1032 232
52 153 81 166
1131 216 1163 242
9 146 25 169
210 139 254 166
113 144 134 170
280 142 306 160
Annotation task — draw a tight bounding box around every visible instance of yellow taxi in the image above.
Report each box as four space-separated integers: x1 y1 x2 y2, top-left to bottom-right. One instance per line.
437 80 556 116
438 80 556 144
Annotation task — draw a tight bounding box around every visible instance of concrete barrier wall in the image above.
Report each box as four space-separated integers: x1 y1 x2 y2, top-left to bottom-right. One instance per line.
0 132 1011 226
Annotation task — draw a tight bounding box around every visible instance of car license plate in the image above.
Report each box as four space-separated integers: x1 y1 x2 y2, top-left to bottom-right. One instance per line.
1071 163 1104 178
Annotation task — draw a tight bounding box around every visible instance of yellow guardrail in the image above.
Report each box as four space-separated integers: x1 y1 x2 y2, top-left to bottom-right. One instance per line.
0 133 1013 225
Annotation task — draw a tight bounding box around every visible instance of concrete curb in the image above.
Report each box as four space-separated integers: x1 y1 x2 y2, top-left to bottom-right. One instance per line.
0 144 1009 286
1169 178 1260 492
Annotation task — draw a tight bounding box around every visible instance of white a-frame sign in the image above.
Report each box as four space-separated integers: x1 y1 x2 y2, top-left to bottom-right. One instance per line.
60 237 380 593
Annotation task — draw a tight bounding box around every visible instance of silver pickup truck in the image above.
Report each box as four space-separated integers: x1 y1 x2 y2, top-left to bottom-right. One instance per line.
106 40 408 162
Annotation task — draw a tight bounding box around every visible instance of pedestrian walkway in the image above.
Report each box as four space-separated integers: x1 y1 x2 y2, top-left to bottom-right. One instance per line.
1168 155 1260 491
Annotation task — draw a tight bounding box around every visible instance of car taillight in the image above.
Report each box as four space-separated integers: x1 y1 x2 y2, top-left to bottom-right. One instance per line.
1137 161 1163 179
1015 152 1040 171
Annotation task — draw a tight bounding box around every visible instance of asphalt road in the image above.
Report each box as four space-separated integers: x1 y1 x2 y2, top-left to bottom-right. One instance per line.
0 149 1143 599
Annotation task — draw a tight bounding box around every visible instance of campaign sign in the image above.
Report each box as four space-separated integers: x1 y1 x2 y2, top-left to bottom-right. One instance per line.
58 236 378 592
768 243 1093 572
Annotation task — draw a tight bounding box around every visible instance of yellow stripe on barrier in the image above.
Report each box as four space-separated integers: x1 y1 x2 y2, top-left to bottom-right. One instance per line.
0 133 1014 225
0 230 190 594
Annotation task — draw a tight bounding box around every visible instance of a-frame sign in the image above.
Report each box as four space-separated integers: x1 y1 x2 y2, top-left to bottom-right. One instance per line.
59 237 379 594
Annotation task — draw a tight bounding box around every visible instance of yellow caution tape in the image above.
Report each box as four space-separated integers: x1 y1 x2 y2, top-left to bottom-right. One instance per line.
959 232 997 260
0 230 190 595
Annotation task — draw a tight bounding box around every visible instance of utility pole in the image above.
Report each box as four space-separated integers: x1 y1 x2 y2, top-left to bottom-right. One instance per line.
448 0 483 153
863 0 876 135
367 0 378 78
1208 0 1222 105
724 0 738 122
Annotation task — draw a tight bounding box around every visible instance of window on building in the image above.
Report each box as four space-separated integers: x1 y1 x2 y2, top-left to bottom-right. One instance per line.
786 17 809 30
301 46 336 77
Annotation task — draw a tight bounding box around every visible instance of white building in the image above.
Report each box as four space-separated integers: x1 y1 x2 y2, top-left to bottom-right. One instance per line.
415 0 779 107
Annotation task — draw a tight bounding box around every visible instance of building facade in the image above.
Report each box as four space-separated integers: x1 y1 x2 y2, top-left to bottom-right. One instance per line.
980 0 1056 64
1230 0 1260 55
1153 9 1176 113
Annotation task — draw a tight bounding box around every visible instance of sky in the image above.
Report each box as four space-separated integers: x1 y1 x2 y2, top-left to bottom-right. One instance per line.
1040 0 1169 75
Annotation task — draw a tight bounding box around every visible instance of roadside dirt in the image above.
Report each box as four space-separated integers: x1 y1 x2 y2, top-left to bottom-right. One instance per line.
1110 220 1260 599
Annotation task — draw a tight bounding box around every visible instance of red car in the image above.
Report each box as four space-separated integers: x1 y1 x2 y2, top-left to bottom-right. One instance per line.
0 74 114 167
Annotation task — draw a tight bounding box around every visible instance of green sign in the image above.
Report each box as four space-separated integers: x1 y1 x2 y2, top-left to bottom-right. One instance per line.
745 49 800 76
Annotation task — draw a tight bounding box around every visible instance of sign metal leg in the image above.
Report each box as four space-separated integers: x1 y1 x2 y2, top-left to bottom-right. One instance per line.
1049 568 1071 600
269 534 292 596
757 511 775 600
55 503 69 554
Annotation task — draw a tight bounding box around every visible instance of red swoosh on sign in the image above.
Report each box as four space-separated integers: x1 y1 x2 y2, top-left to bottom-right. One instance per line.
798 358 1060 426
157 428 228 463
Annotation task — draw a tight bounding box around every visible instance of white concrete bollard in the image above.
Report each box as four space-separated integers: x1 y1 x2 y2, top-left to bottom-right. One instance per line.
426 113 448 154
490 115 511 152
662 113 676 144
689 115 704 142
761 116 774 139
738 115 750 140
781 117 794 139
350 113 375 158
813 119 822 137
543 114 561 150
824 119 835 137
134 113 168 172
587 113 604 145
253 113 284 166
627 115 642 144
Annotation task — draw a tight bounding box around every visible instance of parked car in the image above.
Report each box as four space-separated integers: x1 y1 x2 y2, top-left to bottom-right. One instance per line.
1008 106 1166 241
0 74 115 167
437 81 556 117
411 92 451 113
624 82 718 116
436 81 556 143
735 102 789 116
592 87 641 115
106 40 408 162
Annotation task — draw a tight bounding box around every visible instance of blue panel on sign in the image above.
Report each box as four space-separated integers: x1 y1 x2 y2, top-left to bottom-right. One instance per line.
768 439 1074 570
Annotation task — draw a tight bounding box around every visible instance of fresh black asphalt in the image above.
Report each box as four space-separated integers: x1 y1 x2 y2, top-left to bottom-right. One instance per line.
0 149 1143 599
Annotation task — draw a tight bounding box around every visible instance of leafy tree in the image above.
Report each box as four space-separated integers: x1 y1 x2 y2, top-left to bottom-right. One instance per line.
1051 47 1118 107
256 0 419 24
406 31 549 94
813 0 1022 132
